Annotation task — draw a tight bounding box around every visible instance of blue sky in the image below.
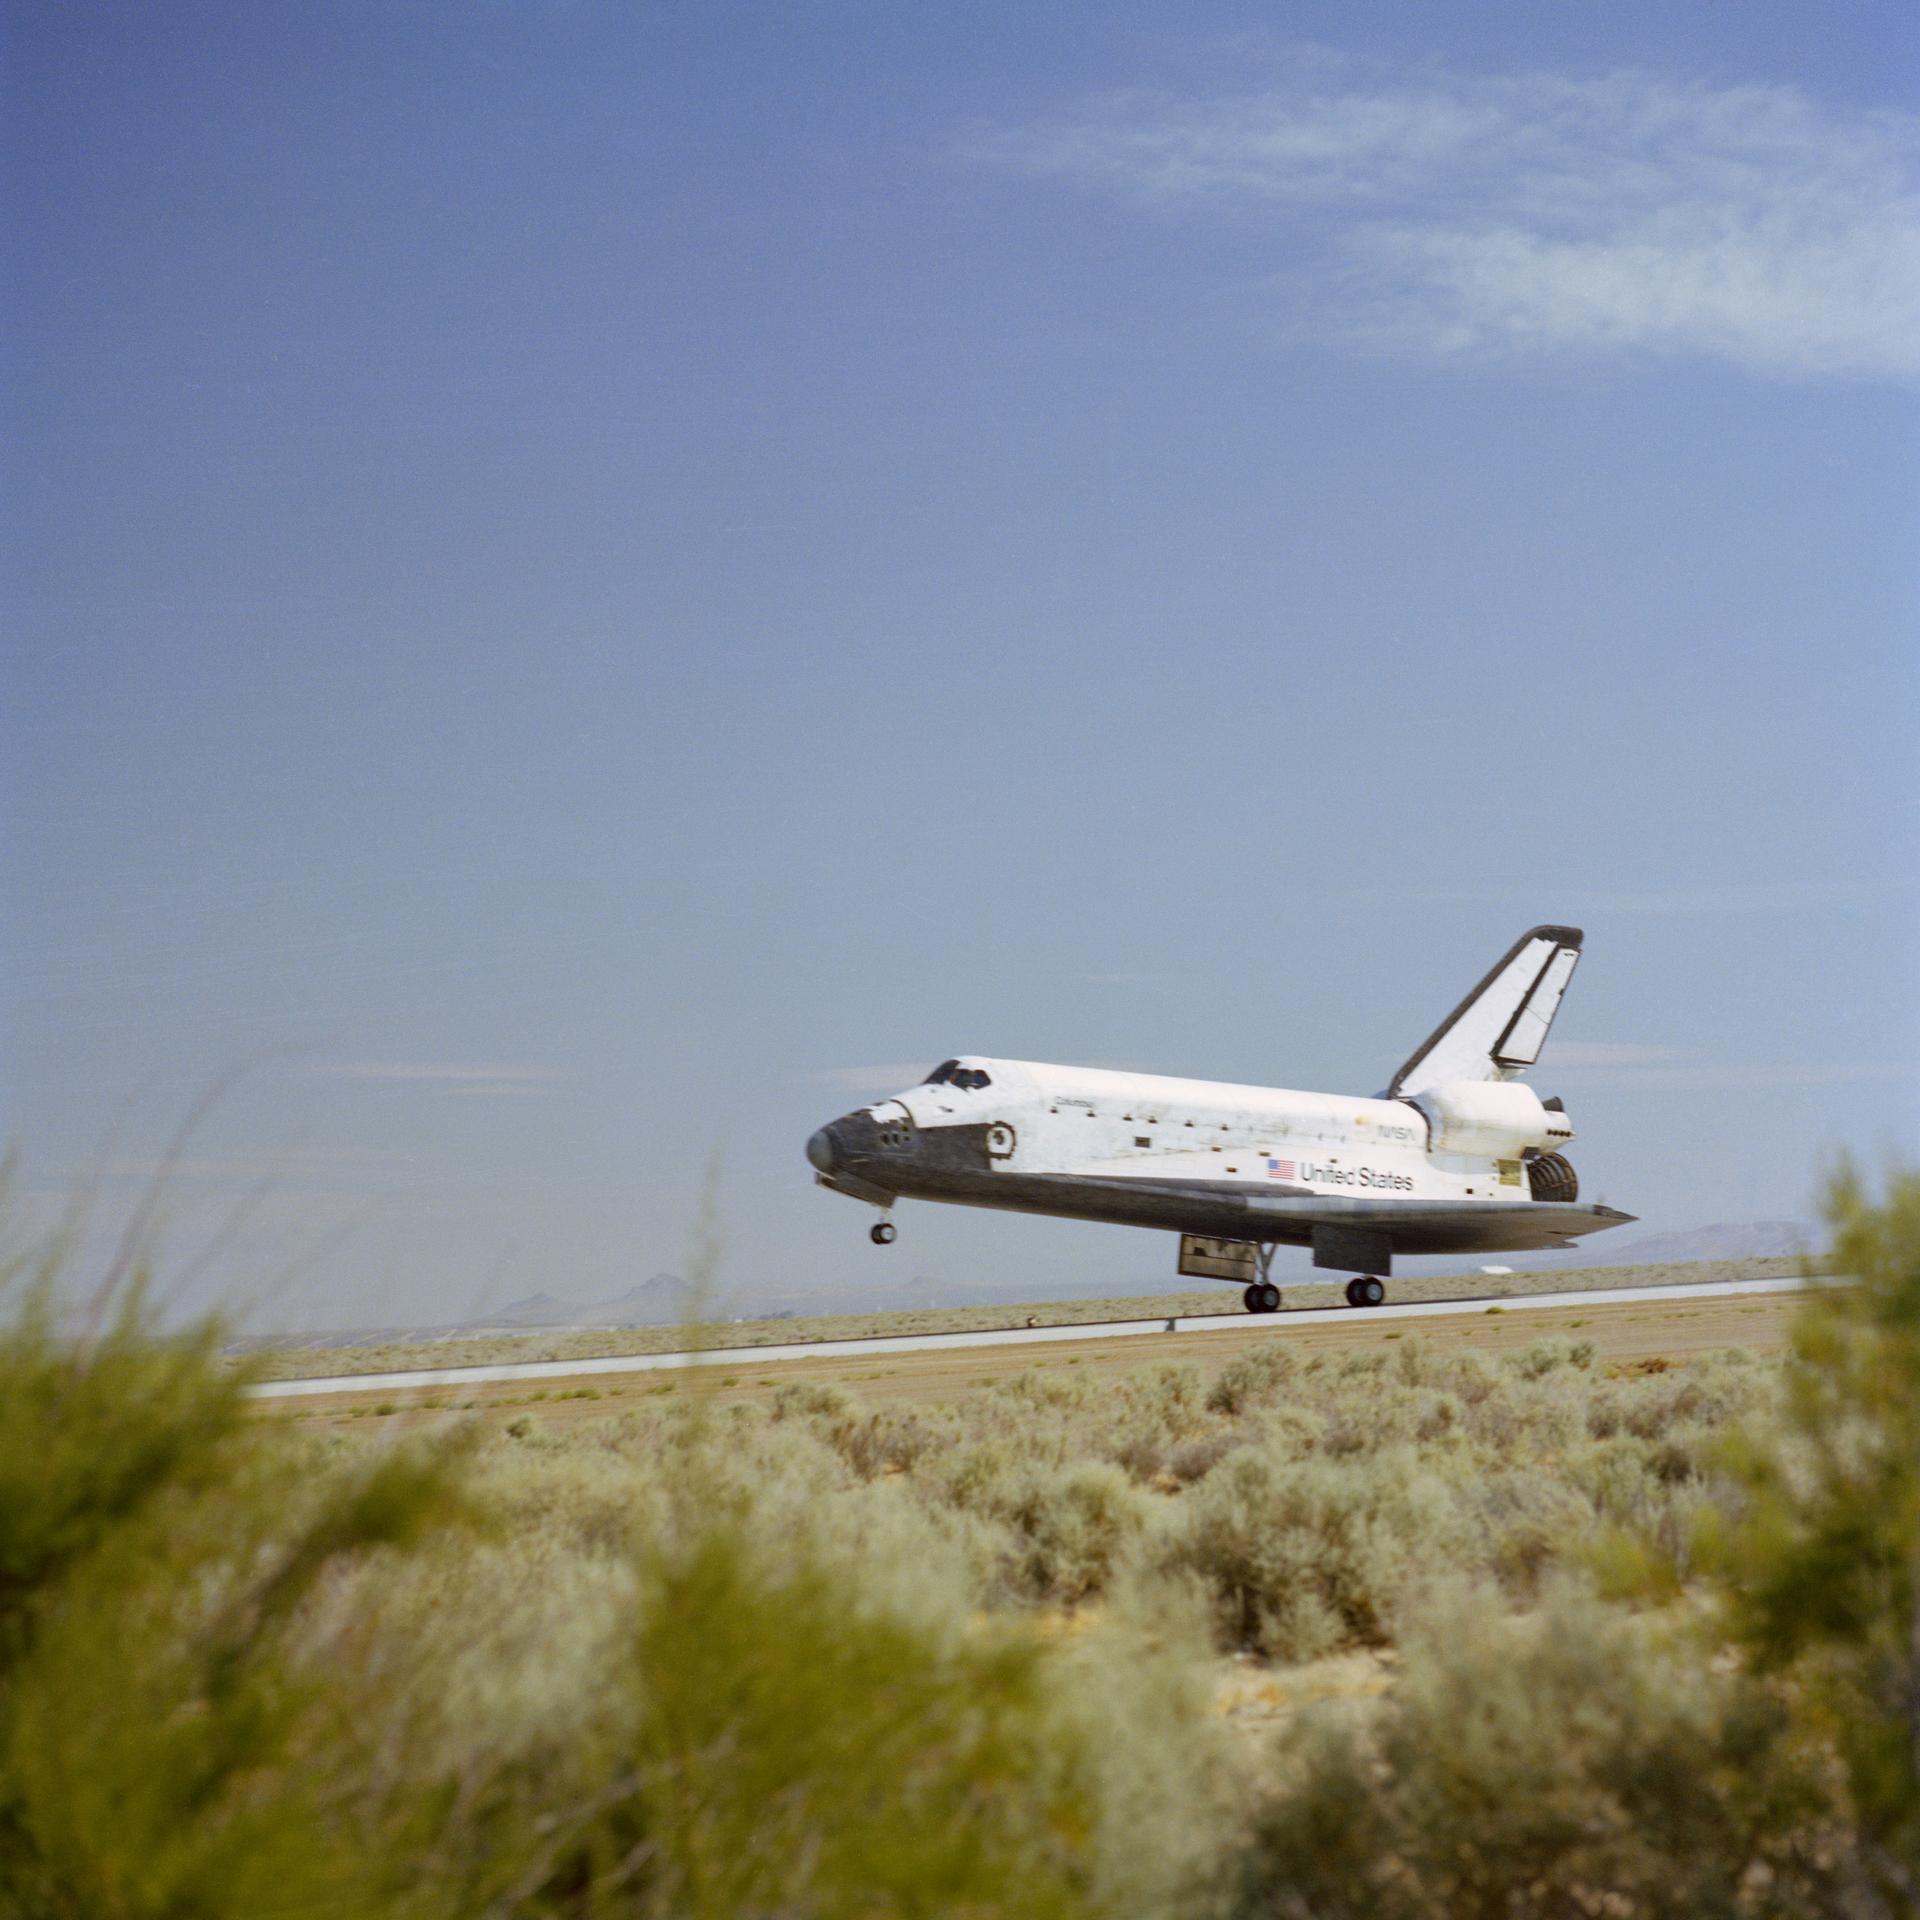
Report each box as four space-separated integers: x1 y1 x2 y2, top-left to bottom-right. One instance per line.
6 2 1916 1328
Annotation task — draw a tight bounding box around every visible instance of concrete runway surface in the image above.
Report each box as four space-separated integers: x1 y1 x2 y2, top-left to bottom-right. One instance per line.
248 1275 1811 1401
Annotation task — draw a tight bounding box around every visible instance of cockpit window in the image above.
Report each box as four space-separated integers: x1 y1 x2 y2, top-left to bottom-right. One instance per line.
923 1061 991 1090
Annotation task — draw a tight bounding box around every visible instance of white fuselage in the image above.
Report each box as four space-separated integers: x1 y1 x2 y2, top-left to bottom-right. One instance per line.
807 924 1630 1292
888 1058 1545 1203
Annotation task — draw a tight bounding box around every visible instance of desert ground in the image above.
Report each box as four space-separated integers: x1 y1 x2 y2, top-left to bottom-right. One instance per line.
265 1280 1799 1431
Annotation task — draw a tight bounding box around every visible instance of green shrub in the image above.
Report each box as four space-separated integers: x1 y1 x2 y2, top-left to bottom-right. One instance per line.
1206 1344 1297 1416
995 1460 1154 1606
0 1273 468 1915
1231 1580 1843 1920
1703 1165 1920 1904
1155 1447 1462 1660
441 1516 1104 1920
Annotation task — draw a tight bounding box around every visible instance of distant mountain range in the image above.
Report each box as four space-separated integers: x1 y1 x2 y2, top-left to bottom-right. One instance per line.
482 1273 693 1328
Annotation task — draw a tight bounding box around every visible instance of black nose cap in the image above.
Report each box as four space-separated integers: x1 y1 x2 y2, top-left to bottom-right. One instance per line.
805 1127 837 1175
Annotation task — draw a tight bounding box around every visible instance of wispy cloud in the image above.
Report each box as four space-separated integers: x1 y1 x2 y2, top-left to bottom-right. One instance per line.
978 58 1920 380
307 1061 569 1098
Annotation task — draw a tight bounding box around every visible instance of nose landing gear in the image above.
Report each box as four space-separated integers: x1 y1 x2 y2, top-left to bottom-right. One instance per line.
1344 1276 1386 1308
869 1220 897 1246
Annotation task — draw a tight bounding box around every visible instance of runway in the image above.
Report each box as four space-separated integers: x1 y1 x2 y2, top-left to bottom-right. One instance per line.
247 1275 1811 1401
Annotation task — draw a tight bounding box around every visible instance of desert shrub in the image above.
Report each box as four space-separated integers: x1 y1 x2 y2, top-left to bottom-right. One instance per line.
921 1434 1027 1513
831 1403 954 1480
612 1517 1099 1919
1105 1420 1173 1484
390 1505 1106 1920
1155 1446 1464 1660
1116 1362 1207 1438
1509 1336 1578 1379
470 1427 664 1554
1231 1580 1843 1920
0 1261 243 1669
1388 1334 1434 1387
1245 1403 1327 1461
0 1219 1194 1920
1440 1348 1499 1405
1206 1343 1297 1415
1051 1579 1238 1920
1464 1471 1596 1594
1561 1434 1719 1577
1702 1165 1920 1904
1165 1430 1239 1484
0 1273 468 1917
769 1378 856 1422
994 1365 1102 1413
948 1458 1154 1607
1315 1381 1470 1458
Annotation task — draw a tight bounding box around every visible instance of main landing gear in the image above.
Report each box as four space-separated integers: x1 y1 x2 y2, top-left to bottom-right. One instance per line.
870 1220 897 1246
1241 1245 1282 1313
1344 1276 1386 1308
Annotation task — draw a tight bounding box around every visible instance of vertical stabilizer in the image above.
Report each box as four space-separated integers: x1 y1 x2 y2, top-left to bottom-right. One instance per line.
1387 926 1583 1099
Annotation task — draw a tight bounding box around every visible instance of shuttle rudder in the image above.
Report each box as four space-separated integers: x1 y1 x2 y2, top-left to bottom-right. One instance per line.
1387 925 1583 1100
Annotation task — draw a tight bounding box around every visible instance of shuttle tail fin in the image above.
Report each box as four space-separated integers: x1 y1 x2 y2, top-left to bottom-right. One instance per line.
1387 925 1583 1099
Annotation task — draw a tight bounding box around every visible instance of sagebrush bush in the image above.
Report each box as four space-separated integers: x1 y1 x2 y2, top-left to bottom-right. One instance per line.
1206 1342 1296 1415
0 1267 469 1916
1154 1446 1467 1660
1230 1579 1844 1920
996 1459 1155 1606
1701 1164 1920 1904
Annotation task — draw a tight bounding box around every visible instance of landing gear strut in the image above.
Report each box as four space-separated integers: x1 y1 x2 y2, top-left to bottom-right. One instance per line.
870 1220 897 1246
1241 1245 1282 1314
1344 1275 1386 1308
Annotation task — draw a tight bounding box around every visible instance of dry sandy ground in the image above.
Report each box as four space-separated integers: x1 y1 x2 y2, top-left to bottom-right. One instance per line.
267 1287 1797 1434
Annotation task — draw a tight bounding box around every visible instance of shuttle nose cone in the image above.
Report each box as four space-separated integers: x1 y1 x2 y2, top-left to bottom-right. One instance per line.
805 1127 837 1175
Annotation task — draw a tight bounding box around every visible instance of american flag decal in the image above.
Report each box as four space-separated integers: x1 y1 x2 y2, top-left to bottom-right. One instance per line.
1267 1158 1296 1180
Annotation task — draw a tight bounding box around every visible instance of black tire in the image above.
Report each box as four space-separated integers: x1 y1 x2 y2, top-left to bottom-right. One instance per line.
1345 1277 1366 1308
1242 1284 1262 1314
1362 1276 1385 1307
1257 1282 1281 1314
870 1221 896 1246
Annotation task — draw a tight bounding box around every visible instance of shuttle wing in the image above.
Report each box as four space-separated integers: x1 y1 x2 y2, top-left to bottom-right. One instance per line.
1387 925 1582 1099
995 1170 1633 1256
